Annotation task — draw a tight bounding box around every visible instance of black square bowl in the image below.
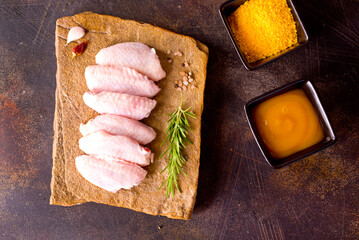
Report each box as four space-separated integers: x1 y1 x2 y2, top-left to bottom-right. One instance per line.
219 0 309 70
244 80 336 168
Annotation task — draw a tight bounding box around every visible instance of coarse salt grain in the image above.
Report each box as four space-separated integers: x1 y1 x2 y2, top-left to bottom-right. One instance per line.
174 51 183 56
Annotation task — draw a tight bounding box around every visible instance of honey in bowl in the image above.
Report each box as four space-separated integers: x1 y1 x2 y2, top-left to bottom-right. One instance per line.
253 89 324 159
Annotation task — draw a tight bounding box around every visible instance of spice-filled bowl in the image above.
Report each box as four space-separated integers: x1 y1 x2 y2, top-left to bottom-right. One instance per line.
219 0 309 70
244 80 336 168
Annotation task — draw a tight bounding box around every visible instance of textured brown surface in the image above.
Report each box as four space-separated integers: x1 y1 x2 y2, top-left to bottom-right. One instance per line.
0 0 358 239
50 12 209 220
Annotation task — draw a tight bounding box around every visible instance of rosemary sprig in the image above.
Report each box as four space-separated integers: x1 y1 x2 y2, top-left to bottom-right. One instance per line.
159 97 196 197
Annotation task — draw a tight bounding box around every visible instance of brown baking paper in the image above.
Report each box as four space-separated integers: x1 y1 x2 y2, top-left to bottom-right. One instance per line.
50 12 208 220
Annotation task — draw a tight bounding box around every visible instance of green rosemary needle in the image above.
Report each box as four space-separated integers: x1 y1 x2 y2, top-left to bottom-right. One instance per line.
159 98 196 198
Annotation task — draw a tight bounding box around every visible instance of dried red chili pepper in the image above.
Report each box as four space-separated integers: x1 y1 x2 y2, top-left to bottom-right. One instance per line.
72 40 87 58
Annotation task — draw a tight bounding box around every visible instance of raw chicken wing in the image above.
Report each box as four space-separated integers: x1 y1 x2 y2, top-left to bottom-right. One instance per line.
96 42 166 81
80 114 156 145
79 130 153 166
85 65 160 97
83 92 156 120
76 155 147 192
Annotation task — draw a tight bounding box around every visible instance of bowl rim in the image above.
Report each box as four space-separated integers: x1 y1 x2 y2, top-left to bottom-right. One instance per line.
244 80 337 168
219 0 309 70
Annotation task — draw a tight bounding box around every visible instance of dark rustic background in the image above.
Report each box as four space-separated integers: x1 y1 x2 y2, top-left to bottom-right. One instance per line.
0 0 358 239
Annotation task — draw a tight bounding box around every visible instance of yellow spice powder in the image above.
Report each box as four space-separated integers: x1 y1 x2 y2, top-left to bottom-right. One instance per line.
228 0 298 63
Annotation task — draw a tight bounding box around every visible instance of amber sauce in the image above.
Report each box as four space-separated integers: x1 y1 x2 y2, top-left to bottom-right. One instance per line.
253 89 324 159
